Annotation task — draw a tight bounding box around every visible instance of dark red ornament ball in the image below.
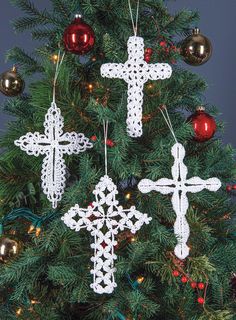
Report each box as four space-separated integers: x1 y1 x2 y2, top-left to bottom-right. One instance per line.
188 107 216 142
172 270 180 277
90 135 97 142
197 297 205 304
181 276 188 283
63 15 95 55
198 283 205 290
144 54 151 63
190 282 197 289
226 185 232 191
145 48 153 55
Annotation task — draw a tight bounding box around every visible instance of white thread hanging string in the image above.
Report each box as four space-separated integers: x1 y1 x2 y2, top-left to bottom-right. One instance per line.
159 106 178 144
53 50 65 103
128 0 140 36
103 120 109 176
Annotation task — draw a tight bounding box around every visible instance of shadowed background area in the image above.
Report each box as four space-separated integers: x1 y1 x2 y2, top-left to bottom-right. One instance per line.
0 0 235 146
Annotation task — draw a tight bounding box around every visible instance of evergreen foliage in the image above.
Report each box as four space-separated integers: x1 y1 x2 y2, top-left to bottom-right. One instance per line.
0 0 235 319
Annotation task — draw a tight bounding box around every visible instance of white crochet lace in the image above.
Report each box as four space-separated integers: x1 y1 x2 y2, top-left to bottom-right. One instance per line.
15 102 93 208
101 36 172 137
138 143 221 260
62 175 152 294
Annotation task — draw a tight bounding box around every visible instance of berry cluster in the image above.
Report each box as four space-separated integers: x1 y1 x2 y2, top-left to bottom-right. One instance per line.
90 135 115 147
226 184 236 192
172 270 206 305
144 40 179 64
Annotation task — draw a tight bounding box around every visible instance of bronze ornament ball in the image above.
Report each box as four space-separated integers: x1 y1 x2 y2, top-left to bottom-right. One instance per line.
181 28 212 66
0 237 19 263
0 66 25 97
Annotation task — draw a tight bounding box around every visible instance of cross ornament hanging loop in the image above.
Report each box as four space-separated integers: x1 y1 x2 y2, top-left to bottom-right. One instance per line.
138 143 221 260
62 175 152 294
15 102 93 208
101 36 172 138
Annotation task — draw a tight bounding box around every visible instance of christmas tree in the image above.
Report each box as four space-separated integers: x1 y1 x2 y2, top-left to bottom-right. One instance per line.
0 0 235 319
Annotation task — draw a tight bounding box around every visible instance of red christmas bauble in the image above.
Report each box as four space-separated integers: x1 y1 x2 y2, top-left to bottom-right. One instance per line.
190 282 197 289
198 282 205 290
197 297 205 304
188 107 216 142
63 15 95 55
181 276 188 283
144 54 151 63
172 270 180 277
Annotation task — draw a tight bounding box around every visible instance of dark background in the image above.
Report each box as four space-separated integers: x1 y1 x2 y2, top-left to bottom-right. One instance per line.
0 0 235 147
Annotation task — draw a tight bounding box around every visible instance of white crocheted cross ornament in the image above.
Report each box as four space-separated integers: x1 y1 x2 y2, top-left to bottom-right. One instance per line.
62 175 152 294
101 36 172 137
15 102 92 209
138 143 221 260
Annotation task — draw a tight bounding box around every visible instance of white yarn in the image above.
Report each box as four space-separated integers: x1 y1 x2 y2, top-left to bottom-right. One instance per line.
138 143 221 260
62 174 152 294
101 36 172 137
15 102 93 208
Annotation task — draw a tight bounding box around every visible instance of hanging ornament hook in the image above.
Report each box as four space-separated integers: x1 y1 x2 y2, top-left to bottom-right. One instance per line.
128 0 140 36
159 105 178 144
103 120 109 176
52 50 65 103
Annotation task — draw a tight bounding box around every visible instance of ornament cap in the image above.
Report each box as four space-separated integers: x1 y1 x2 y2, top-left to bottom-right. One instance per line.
12 65 17 73
75 13 82 19
196 106 205 112
192 27 200 35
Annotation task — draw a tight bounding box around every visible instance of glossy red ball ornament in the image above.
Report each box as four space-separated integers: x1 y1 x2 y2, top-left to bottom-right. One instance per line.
144 54 151 63
190 282 197 289
188 106 216 142
197 297 205 304
145 48 153 55
172 270 180 277
198 283 205 290
181 276 188 283
63 14 95 55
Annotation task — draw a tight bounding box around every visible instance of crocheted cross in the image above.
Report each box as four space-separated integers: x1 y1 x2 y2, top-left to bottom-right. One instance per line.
101 36 172 137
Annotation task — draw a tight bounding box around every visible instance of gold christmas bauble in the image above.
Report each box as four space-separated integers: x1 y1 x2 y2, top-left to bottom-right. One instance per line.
0 66 25 96
0 237 19 263
181 28 212 66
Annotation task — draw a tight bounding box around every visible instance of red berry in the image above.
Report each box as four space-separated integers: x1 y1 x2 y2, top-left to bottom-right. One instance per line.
144 54 151 63
88 202 94 208
226 185 232 191
90 135 97 142
197 297 205 304
233 185 236 190
165 48 170 53
181 276 188 283
106 139 115 147
101 241 107 249
172 270 180 277
190 282 197 289
198 283 205 290
160 41 167 47
145 48 153 55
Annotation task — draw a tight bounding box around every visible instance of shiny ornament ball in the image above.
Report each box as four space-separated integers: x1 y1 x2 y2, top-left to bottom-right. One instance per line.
63 14 95 55
188 107 216 142
0 66 25 97
0 237 19 263
190 281 197 289
198 282 205 290
181 276 188 283
145 48 153 55
197 297 205 304
172 270 180 277
181 28 212 66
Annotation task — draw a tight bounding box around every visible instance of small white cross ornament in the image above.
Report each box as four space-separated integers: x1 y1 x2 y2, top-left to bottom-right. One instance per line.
62 175 151 294
15 102 92 208
100 36 172 138
138 143 221 260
